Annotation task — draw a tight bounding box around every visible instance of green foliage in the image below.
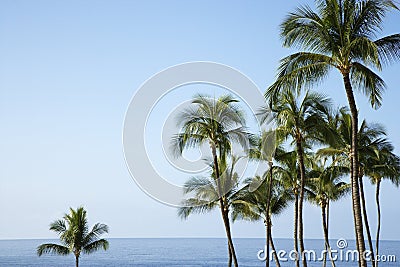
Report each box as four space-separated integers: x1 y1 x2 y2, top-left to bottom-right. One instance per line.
178 156 241 219
231 173 293 223
37 207 109 260
268 0 400 109
171 94 254 158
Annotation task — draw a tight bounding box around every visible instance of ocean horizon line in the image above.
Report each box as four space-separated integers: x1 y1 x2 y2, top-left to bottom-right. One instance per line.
1 237 398 242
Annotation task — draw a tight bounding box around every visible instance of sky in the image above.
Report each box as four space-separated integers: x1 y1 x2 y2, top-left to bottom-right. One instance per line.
1 0 399 241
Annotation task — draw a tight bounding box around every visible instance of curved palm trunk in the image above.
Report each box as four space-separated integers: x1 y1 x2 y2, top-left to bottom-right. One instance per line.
294 192 300 267
359 174 376 266
221 208 237 267
228 240 232 267
75 254 79 267
375 179 382 267
324 201 331 267
326 200 329 239
265 162 274 267
296 140 307 267
211 143 238 267
265 222 270 267
268 220 281 267
323 206 327 267
321 204 335 267
342 74 367 267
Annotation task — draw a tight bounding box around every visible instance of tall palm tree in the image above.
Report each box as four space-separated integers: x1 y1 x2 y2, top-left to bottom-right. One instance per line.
37 207 109 267
172 94 253 267
267 2 400 265
178 156 242 267
307 158 350 267
232 174 292 267
263 89 332 267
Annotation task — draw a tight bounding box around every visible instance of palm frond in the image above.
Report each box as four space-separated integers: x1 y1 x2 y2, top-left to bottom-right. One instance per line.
177 198 217 219
375 34 400 65
266 53 333 101
83 223 109 246
351 62 386 109
49 219 67 235
82 239 109 254
37 243 70 256
281 5 332 53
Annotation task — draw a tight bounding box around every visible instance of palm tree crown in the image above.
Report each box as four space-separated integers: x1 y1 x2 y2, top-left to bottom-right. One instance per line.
267 0 399 108
37 207 109 267
172 94 252 159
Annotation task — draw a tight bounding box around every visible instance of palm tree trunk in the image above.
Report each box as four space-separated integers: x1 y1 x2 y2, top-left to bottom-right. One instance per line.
265 222 270 267
265 162 274 267
75 255 79 267
228 240 232 267
322 206 327 267
342 73 367 267
268 221 281 267
326 200 329 237
211 143 238 267
323 203 328 267
296 140 307 267
325 200 331 267
221 208 238 267
294 192 300 267
359 174 376 266
322 204 336 267
375 179 382 267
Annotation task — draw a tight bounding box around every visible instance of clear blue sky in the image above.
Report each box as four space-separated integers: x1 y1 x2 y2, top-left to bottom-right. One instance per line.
1 0 399 240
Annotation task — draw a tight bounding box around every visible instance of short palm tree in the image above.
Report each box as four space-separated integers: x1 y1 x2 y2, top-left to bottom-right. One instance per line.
178 156 242 267
262 89 331 267
267 2 400 265
232 174 292 267
247 130 277 267
307 158 350 267
318 109 397 266
172 94 253 267
273 149 301 266
37 207 109 267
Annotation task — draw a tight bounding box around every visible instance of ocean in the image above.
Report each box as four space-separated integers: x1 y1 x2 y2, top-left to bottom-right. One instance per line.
0 238 398 266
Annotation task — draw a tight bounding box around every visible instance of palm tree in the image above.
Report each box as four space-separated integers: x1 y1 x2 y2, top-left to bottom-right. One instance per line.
37 207 109 267
318 109 397 266
318 109 375 262
267 2 400 265
232 174 292 267
273 150 301 267
178 156 242 267
247 130 277 267
262 89 331 267
307 158 350 267
362 140 400 267
358 123 390 267
172 94 253 267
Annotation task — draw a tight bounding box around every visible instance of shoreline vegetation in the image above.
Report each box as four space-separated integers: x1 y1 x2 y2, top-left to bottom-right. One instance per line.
174 1 400 267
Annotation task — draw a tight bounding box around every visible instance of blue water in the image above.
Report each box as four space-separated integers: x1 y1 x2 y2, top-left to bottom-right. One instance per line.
0 238 398 266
